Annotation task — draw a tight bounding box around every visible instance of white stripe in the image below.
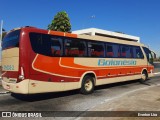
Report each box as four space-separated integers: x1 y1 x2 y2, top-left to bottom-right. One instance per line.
118 74 125 76
1 72 7 76
108 74 117 77
59 58 147 70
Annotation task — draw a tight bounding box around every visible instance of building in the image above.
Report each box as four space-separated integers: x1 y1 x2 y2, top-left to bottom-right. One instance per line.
72 28 140 42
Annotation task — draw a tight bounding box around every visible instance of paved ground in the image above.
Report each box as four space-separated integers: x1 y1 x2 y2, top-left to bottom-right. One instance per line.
78 80 160 120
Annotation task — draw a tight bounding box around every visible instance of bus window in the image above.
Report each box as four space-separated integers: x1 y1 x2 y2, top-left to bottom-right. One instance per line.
106 45 113 57
30 33 51 56
106 43 119 58
65 39 87 57
143 47 153 64
2 30 20 50
50 37 62 56
120 45 130 58
88 42 104 57
121 45 126 58
134 46 144 59
130 47 134 58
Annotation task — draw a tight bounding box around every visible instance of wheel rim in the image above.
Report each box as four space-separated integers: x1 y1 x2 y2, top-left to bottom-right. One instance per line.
84 79 93 91
142 73 146 81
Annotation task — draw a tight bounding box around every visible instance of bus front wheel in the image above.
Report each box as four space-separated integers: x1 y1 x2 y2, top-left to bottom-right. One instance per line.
80 75 95 95
140 70 148 83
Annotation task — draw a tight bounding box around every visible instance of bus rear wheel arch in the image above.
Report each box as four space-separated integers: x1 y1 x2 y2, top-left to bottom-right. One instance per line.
80 75 95 95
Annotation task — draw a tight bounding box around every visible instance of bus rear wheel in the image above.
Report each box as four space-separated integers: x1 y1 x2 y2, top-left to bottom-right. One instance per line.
80 75 95 95
140 70 148 83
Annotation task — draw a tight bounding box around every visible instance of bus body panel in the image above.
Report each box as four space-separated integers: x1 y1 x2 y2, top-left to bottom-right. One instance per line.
1 27 154 94
2 79 29 94
2 48 19 72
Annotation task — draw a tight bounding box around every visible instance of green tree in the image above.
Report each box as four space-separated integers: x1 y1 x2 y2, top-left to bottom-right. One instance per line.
48 11 71 32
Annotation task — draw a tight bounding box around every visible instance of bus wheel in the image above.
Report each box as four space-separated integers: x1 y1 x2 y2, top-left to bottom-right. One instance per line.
140 70 148 83
80 75 95 95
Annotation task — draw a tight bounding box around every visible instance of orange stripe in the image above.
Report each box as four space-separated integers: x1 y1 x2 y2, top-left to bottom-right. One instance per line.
65 32 77 38
33 55 149 78
48 30 77 38
49 30 64 36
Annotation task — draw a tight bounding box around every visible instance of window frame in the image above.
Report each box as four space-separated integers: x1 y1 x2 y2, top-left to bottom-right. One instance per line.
87 41 105 58
29 32 145 59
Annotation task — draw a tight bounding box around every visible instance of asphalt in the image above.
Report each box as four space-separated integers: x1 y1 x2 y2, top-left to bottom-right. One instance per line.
77 82 160 120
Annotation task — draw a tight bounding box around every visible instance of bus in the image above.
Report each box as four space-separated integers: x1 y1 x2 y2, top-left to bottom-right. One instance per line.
1 26 154 95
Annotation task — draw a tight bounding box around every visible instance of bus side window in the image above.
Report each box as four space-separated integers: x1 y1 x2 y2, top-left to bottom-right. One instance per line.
50 37 62 56
65 39 87 57
130 47 134 58
106 45 113 57
143 47 153 64
88 42 104 57
120 45 130 58
134 47 144 59
106 43 120 58
121 45 126 58
30 33 51 56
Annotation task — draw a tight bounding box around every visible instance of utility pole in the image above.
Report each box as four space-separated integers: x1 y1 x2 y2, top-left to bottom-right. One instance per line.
0 20 3 67
0 20 3 46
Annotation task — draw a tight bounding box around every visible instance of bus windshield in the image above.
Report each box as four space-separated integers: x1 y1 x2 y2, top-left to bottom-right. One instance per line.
2 30 20 50
143 47 153 64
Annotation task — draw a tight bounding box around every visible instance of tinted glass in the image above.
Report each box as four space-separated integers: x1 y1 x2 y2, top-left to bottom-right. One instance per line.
29 33 63 57
88 42 105 57
2 30 20 50
134 46 144 59
143 47 153 63
51 37 63 56
65 39 87 57
120 45 131 58
30 33 51 56
106 43 120 58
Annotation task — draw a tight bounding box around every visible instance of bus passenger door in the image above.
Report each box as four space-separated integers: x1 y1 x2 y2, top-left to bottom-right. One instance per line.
143 47 154 73
143 47 153 65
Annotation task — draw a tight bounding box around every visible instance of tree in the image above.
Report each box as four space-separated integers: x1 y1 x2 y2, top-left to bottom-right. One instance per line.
48 11 71 32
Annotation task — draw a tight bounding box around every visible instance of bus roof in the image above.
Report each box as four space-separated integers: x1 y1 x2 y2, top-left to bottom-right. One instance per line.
12 26 144 47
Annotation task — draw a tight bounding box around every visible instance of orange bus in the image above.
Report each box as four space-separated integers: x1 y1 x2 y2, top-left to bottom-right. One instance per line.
1 26 154 95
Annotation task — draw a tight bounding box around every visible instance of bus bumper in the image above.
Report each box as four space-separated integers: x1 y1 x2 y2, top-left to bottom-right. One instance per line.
148 72 154 78
2 78 29 94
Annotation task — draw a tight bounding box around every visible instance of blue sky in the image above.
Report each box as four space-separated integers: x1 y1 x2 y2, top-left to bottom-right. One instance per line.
1 0 160 56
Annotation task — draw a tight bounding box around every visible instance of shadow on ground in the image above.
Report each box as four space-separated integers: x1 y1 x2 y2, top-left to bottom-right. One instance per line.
11 79 150 102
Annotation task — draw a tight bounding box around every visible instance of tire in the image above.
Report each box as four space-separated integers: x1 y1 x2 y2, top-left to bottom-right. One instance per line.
80 75 95 95
140 70 148 83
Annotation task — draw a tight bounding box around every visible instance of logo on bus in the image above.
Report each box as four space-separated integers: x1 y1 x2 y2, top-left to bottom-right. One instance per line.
2 65 15 71
98 59 137 66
